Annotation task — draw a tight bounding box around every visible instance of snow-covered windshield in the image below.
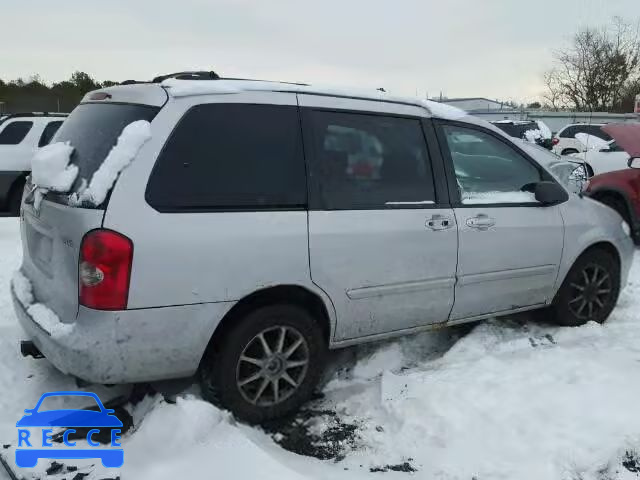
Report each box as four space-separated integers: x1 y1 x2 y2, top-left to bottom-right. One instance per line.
46 103 159 207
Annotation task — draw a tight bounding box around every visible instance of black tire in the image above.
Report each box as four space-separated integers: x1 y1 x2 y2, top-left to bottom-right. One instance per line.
549 248 620 327
7 181 24 216
200 304 326 423
561 148 579 155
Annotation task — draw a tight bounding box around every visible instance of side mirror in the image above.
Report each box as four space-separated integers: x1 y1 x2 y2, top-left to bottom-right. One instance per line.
534 181 569 206
628 157 640 169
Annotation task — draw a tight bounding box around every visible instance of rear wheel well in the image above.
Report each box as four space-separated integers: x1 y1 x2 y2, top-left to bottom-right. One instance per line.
201 285 331 363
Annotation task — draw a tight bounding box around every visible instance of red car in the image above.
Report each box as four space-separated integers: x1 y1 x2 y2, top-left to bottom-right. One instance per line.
585 123 640 244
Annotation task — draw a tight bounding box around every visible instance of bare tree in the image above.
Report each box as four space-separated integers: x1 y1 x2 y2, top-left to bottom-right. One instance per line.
544 18 640 112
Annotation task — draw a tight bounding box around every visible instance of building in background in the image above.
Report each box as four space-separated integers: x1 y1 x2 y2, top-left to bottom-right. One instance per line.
434 97 639 133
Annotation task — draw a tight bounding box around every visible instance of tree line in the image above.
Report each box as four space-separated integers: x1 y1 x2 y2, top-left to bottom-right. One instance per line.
0 71 117 114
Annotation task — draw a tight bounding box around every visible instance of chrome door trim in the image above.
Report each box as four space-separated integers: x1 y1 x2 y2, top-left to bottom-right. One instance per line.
346 277 456 300
457 264 557 286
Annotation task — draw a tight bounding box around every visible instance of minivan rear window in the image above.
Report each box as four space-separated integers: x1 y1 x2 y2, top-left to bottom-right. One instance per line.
46 103 159 206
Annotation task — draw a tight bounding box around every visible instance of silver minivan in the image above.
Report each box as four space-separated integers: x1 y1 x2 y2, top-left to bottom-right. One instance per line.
12 73 634 422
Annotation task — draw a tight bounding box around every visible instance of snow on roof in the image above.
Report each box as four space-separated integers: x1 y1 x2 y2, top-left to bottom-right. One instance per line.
159 79 468 120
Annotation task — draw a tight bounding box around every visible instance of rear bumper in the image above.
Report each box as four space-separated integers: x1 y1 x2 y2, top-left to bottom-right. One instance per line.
12 286 234 384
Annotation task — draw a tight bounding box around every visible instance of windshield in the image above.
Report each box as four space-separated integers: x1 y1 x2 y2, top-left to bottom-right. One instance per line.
46 102 159 206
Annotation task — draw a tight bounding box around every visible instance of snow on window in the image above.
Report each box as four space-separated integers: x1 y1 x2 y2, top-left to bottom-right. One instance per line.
523 129 543 143
31 142 78 193
575 133 610 151
12 271 72 338
420 100 467 120
462 191 537 204
535 120 552 139
72 120 151 206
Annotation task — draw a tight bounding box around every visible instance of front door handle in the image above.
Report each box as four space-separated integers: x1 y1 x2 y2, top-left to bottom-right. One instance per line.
426 214 453 231
466 214 495 230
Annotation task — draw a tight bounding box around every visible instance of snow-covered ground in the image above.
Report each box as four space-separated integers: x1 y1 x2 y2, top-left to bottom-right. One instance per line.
1 217 640 479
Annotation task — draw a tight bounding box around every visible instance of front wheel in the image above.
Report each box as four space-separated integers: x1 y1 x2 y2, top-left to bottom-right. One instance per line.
549 249 620 327
200 304 326 423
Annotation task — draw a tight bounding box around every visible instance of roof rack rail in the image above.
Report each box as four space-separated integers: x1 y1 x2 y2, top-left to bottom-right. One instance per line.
152 71 220 83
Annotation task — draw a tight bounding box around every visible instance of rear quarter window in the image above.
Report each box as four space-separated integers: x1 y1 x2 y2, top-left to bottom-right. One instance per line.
146 103 306 211
46 103 159 206
0 121 33 145
38 121 64 147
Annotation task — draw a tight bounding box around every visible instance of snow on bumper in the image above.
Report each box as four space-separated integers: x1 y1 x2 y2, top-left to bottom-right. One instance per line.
11 276 234 384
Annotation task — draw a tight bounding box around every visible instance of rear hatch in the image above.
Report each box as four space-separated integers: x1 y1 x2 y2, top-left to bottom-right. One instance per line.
20 85 165 322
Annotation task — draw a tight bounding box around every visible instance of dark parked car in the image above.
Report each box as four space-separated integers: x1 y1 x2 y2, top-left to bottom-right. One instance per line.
491 120 554 150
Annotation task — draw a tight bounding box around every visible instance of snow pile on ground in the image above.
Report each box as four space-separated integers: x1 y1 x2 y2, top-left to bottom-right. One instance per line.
11 270 72 338
462 190 537 204
575 133 610 151
71 120 151 206
31 142 78 192
122 396 322 480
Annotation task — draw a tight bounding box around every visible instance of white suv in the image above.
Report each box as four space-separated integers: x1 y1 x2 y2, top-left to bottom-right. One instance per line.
0 113 67 214
552 123 612 156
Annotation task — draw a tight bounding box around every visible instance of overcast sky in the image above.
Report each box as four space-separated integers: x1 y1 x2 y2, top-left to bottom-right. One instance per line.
2 0 637 102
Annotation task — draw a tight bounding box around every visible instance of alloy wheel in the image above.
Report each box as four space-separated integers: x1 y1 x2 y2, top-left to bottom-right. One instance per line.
236 325 310 407
568 263 613 320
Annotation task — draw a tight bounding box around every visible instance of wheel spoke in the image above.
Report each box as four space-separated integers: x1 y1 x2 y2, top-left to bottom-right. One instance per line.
592 267 600 283
569 294 585 304
240 355 264 367
281 371 298 388
582 270 590 285
570 283 585 291
594 296 605 308
258 333 272 356
596 273 610 287
276 327 286 354
587 301 594 319
239 371 263 387
286 359 308 369
253 378 270 404
284 338 304 358
576 299 588 315
597 288 611 295
272 379 280 403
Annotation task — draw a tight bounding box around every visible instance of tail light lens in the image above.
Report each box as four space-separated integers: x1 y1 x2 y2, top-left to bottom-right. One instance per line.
79 229 133 310
552 138 560 146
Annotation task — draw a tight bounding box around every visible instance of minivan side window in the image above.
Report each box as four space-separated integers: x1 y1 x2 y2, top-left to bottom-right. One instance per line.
38 121 64 147
146 104 306 211
442 125 542 204
307 111 435 209
0 121 33 145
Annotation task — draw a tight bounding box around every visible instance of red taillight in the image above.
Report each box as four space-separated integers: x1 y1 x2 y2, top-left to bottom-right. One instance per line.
552 137 560 145
79 229 133 310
